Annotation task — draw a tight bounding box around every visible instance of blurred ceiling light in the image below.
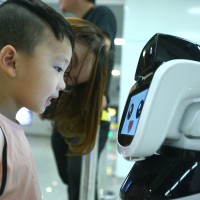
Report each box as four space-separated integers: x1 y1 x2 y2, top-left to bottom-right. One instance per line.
111 69 120 76
114 38 125 46
46 187 52 193
187 7 200 15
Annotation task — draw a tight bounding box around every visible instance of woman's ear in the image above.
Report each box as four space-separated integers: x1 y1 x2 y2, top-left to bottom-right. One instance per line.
0 45 17 77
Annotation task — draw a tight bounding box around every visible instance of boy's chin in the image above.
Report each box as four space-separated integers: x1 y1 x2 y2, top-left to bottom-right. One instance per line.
34 106 46 115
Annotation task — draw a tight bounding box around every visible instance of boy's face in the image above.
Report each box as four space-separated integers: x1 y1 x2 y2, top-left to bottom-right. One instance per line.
14 31 72 114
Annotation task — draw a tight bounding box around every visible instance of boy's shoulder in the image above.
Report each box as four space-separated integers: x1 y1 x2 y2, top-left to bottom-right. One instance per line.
0 126 5 156
0 115 8 152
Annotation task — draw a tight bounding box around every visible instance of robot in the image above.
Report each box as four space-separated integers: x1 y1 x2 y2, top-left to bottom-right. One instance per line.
117 33 200 199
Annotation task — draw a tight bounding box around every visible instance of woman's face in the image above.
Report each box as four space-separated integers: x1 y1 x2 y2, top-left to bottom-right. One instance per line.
69 42 95 84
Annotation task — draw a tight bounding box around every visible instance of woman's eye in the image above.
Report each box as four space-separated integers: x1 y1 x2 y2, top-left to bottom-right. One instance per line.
54 66 63 73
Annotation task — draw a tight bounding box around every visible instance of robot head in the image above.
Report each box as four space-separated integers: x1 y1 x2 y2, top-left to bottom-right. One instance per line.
117 33 200 160
135 33 200 81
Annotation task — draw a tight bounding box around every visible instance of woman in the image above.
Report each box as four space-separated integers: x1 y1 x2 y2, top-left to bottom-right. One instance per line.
43 17 108 200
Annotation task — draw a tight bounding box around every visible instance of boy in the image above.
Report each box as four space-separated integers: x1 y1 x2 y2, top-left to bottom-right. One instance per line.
0 0 74 199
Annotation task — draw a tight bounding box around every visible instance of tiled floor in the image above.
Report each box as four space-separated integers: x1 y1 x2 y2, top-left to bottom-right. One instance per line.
27 132 124 200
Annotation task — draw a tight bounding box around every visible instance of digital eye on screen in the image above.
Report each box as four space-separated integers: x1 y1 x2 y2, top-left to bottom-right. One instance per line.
136 100 144 118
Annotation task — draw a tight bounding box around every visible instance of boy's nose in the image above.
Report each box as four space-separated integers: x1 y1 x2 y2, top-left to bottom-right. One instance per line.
59 77 66 91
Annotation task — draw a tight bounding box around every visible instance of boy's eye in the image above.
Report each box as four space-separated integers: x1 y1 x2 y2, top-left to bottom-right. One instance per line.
54 66 63 73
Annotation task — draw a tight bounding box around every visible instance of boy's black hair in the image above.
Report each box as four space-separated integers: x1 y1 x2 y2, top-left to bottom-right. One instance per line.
0 0 75 54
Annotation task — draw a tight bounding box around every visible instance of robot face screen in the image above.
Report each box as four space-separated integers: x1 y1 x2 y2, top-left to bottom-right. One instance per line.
118 84 149 146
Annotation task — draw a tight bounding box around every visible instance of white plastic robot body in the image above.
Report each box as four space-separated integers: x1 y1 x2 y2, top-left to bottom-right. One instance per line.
118 34 200 200
173 193 200 199
118 59 200 159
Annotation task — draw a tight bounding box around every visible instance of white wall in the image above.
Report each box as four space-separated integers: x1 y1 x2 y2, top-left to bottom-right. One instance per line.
115 0 200 177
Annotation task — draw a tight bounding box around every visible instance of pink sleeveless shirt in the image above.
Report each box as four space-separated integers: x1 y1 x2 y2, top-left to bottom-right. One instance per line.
0 114 42 200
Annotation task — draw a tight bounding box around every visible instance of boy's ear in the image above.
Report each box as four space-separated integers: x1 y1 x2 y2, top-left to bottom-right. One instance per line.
0 45 17 77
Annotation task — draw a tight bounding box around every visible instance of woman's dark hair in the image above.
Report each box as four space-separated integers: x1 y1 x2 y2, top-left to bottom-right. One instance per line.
47 18 108 155
0 0 75 54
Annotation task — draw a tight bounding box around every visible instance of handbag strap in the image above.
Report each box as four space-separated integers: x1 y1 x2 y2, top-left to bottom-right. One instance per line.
0 126 7 196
